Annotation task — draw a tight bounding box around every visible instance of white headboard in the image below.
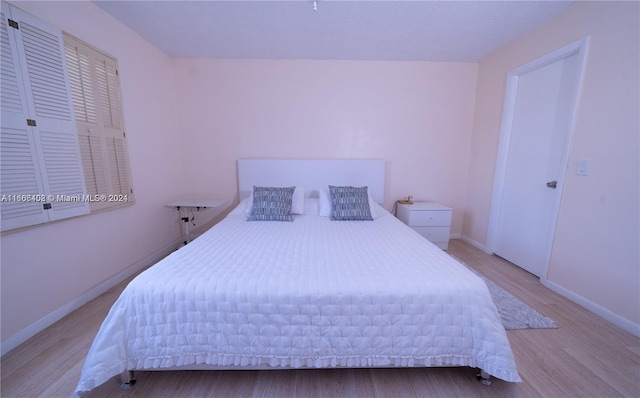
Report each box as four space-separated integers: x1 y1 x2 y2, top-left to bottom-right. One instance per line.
237 159 385 204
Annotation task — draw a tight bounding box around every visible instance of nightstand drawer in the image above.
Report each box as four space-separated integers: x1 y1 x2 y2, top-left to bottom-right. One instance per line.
412 226 450 243
406 210 452 227
396 202 452 250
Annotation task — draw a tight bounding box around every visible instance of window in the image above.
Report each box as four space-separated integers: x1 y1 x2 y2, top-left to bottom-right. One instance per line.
1 2 89 231
0 3 133 232
63 34 133 212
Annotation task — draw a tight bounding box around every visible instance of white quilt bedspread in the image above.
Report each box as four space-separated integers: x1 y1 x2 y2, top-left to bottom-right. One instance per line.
74 200 520 395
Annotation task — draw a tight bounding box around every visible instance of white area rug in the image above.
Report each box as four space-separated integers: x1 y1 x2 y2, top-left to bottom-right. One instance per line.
454 256 558 330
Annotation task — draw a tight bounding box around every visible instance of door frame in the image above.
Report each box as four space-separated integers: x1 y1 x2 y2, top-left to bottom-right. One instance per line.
486 37 590 282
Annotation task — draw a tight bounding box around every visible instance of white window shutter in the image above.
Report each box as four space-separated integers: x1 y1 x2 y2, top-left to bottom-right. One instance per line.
12 5 89 221
65 39 111 211
38 129 89 219
96 58 122 130
64 34 134 211
0 128 49 229
94 53 132 203
0 3 89 230
105 136 131 196
1 6 48 230
19 21 72 121
64 42 97 125
0 10 24 115
78 135 106 195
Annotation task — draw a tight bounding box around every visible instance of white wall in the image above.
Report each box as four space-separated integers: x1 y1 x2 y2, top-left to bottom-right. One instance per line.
463 1 639 331
172 59 478 234
0 1 185 348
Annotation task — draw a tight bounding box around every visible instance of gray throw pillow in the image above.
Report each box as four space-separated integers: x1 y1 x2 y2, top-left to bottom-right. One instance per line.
247 186 295 221
329 185 373 221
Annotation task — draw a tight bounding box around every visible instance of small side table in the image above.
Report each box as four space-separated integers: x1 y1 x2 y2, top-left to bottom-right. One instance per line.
396 202 453 250
167 199 225 244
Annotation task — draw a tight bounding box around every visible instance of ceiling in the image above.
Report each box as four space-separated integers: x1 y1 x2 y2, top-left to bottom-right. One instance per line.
94 1 575 62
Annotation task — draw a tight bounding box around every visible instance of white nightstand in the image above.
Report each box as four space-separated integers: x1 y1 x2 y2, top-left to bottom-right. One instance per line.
396 202 452 250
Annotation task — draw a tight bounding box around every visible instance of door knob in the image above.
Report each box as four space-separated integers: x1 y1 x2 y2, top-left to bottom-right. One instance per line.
546 180 557 189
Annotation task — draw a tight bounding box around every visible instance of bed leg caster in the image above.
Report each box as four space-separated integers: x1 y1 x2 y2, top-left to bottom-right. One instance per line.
119 371 136 390
476 369 492 385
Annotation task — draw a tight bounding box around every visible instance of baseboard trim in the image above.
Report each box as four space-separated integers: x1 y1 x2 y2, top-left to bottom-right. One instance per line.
1 237 183 356
543 279 640 337
460 234 489 253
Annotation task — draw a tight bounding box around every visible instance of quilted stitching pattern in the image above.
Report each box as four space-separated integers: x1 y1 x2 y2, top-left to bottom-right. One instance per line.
75 199 520 395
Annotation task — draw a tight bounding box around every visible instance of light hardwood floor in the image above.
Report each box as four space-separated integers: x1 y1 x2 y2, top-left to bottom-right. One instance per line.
2 239 639 397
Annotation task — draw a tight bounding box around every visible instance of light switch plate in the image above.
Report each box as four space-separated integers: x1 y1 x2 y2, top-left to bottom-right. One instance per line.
576 159 590 176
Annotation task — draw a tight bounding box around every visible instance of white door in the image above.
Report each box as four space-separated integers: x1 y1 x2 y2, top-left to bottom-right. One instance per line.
488 39 588 278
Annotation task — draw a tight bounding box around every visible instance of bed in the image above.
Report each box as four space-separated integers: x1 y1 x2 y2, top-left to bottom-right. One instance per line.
73 159 520 396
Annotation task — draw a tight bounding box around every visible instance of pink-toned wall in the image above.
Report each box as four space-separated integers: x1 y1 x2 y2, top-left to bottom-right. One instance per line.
464 1 639 329
1 1 184 345
3 0 638 351
172 59 478 231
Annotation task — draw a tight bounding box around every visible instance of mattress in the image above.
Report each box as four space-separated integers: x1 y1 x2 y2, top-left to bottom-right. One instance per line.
74 199 520 395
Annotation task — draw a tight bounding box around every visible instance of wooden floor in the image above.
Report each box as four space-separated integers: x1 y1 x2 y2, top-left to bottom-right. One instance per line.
2 239 639 397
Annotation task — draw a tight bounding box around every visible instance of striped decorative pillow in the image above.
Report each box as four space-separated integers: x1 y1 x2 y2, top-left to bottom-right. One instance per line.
247 186 295 221
329 185 373 221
